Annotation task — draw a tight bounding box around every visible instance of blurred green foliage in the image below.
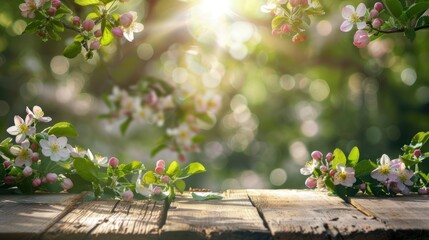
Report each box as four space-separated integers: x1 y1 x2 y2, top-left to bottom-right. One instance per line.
0 0 428 190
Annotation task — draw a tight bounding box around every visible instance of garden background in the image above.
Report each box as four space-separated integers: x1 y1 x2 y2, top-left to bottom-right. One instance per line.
0 0 428 191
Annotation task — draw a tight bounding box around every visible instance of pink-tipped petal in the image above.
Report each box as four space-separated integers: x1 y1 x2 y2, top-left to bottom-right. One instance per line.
356 3 367 16
340 21 353 32
341 5 355 18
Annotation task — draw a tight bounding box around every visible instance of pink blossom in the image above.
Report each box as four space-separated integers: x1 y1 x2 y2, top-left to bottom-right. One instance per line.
3 161 12 168
369 9 379 19
374 2 384 12
353 30 370 48
108 157 119 168
23 166 33 177
47 7 56 16
281 24 291 33
122 190 134 201
32 178 41 187
414 149 422 158
26 106 52 123
340 3 367 32
61 178 73 190
305 177 317 188
72 16 81 26
333 164 356 187
46 173 58 183
326 152 333 162
119 13 133 28
19 0 46 19
52 0 61 8
371 154 399 182
161 175 170 183
82 19 95 32
372 18 383 28
156 160 165 168
311 150 323 161
111 27 124 38
94 29 102 38
7 115 35 143
10 139 33 167
153 186 162 195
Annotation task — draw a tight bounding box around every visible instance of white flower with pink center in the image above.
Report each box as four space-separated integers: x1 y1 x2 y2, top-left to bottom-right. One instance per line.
391 159 414 191
167 124 196 148
39 135 70 161
300 160 318 175
333 164 356 187
340 3 367 32
10 139 33 167
133 105 153 124
7 115 35 143
120 11 144 42
260 0 286 16
26 105 52 122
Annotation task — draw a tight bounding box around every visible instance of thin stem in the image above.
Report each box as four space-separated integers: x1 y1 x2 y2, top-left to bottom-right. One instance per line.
370 24 429 34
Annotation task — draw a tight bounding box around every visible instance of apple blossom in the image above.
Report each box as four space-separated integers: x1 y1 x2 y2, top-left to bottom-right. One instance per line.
311 150 323 161
414 149 422 158
19 0 46 19
260 1 285 16
281 24 292 33
22 166 33 177
31 152 39 162
47 7 56 16
161 175 170 183
82 19 95 32
61 178 74 190
87 149 109 167
392 159 414 191
90 40 100 50
305 177 317 188
122 190 134 201
109 157 120 168
7 115 35 143
46 173 58 183
119 13 133 28
133 105 153 124
300 160 317 175
39 135 70 161
10 139 33 167
120 11 144 42
353 30 370 48
111 27 124 38
371 154 399 182
3 161 12 168
369 9 379 19
372 18 383 28
26 105 52 123
52 0 61 8
326 152 333 162
32 178 42 187
153 186 162 195
374 2 383 12
333 164 356 187
340 3 367 32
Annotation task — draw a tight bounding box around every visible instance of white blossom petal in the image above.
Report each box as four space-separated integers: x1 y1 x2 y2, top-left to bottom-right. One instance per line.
356 3 367 17
342 5 355 19
340 21 353 32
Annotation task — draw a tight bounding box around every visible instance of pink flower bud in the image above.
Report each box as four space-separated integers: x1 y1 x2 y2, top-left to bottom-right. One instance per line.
369 9 379 19
4 176 15 185
414 149 422 158
31 143 38 151
61 178 73 190
359 183 366 191
281 24 291 33
72 16 81 26
82 19 95 31
292 33 306 43
319 165 328 172
272 29 282 36
122 190 134 201
153 186 162 195
329 169 336 177
161 175 170 183
109 157 119 168
325 152 333 162
32 178 42 187
311 151 323 161
155 166 164 175
305 177 317 188
374 2 384 12
52 0 62 8
353 30 370 48
156 160 165 168
47 7 57 16
32 152 39 162
119 12 133 28
418 188 428 195
94 29 102 38
90 41 101 50
3 161 12 168
111 27 124 38
290 0 299 7
372 18 383 28
146 91 158 105
23 166 33 177
300 0 308 6
46 173 58 184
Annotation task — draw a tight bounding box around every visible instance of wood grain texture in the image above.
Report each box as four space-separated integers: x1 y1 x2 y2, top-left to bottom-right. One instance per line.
248 189 388 240
160 190 271 240
0 193 85 240
350 195 429 239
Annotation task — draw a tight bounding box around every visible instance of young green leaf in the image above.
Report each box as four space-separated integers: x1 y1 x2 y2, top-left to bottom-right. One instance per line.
120 117 132 135
101 28 114 46
382 0 404 19
63 42 82 58
181 162 206 178
166 161 181 177
406 2 429 18
150 144 167 157
347 146 360 167
73 158 99 183
74 0 101 6
48 122 78 137
143 171 156 184
332 148 347 170
123 161 143 172
174 179 186 193
354 160 377 182
271 16 288 29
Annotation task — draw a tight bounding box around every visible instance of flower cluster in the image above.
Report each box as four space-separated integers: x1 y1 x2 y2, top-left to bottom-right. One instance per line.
103 78 221 161
260 0 325 43
340 1 429 48
19 0 144 59
0 106 205 201
301 131 429 199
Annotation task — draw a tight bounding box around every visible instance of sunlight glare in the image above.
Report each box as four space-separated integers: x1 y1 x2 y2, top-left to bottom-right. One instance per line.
197 0 232 20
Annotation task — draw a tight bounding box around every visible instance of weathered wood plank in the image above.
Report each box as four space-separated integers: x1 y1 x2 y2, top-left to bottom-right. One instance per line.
0 193 85 240
350 195 429 238
43 198 165 240
248 189 388 240
160 190 271 240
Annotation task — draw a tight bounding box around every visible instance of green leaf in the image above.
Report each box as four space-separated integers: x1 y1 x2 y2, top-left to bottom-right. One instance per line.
166 161 180 177
123 161 143 172
382 0 404 19
143 171 156 184
150 144 167 157
51 20 64 32
56 5 73 15
0 146 14 159
74 0 101 6
192 135 205 144
354 160 377 182
46 27 61 41
332 148 347 170
347 146 360 167
73 157 99 183
86 12 100 20
74 34 84 42
120 117 132 135
0 137 12 146
182 162 206 178
324 176 335 192
191 192 224 201
65 174 92 193
48 122 78 137
271 16 288 30
416 16 429 27
101 27 113 46
195 113 214 125
63 42 82 58
404 28 416 41
406 2 429 18
17 177 35 194
174 179 186 193
24 21 41 33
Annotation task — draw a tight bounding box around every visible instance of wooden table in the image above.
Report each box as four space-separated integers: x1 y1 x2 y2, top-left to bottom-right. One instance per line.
1 189 429 239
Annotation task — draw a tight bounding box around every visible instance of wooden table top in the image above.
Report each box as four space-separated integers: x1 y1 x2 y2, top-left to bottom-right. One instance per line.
1 189 429 239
